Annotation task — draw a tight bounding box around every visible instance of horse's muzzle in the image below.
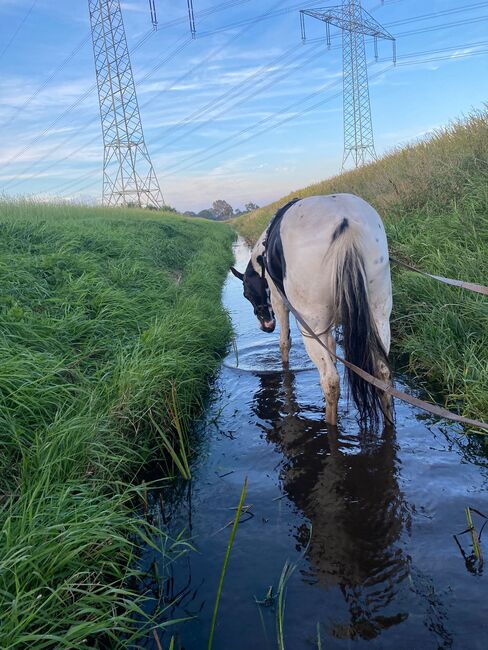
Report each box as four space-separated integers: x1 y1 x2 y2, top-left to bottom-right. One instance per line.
261 320 276 333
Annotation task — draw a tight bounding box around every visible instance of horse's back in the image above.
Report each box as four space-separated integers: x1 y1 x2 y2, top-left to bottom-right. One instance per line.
277 194 391 315
280 194 385 247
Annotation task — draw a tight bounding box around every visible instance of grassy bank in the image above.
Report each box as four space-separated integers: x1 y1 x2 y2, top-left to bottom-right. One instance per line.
0 201 234 647
233 110 488 425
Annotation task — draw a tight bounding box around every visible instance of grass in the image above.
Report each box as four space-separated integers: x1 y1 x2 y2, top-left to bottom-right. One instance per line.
276 560 296 650
232 109 488 426
208 477 248 650
0 200 234 647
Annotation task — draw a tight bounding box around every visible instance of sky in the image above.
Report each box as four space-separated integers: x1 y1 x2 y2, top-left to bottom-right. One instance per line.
1 0 488 212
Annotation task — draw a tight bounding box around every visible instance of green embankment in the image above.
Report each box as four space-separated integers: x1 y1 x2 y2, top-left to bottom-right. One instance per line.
0 201 234 647
233 111 488 424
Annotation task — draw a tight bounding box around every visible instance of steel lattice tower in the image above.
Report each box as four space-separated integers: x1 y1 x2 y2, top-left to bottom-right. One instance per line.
300 1 395 169
89 0 164 208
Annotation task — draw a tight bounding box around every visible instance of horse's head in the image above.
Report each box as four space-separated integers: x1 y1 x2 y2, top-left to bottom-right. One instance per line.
231 256 276 333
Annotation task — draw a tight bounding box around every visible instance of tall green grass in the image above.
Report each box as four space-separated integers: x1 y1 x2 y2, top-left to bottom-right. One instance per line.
233 110 488 425
0 200 234 647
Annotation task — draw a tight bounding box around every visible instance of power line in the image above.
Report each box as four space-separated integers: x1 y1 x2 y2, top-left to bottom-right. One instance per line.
0 34 195 193
17 53 308 195
149 43 325 155
386 1 488 27
155 44 488 178
159 42 305 139
7 0 487 158
156 46 488 177
394 13 488 38
2 0 464 180
15 41 318 195
52 56 436 198
160 79 348 176
379 38 488 63
396 44 488 66
0 0 38 63
55 70 382 197
137 0 296 113
1 0 284 189
196 0 327 36
0 27 157 175
1 0 291 189
1 34 91 130
151 0 257 32
8 2 488 196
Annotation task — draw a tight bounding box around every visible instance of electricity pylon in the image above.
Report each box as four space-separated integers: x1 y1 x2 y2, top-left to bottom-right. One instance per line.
300 1 395 169
187 0 197 38
89 0 164 208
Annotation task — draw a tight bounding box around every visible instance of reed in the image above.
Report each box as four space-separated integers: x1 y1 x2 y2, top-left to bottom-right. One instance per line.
208 478 248 650
276 560 296 650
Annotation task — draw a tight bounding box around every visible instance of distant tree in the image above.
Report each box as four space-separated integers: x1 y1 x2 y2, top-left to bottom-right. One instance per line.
245 202 259 212
183 210 197 217
197 208 217 220
233 208 243 216
212 199 234 221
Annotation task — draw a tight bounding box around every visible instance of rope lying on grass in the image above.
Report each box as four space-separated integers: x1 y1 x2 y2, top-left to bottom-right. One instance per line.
390 256 488 296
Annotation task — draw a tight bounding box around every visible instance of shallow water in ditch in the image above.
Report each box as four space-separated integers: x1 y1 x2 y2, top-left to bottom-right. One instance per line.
138 240 488 650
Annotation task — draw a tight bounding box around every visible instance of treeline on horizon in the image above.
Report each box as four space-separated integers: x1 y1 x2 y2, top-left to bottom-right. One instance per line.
183 198 260 221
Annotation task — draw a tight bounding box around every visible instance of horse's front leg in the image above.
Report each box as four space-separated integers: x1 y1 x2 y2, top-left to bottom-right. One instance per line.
271 290 291 365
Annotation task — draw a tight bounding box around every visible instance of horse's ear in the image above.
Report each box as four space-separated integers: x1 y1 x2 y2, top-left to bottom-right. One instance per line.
230 267 244 281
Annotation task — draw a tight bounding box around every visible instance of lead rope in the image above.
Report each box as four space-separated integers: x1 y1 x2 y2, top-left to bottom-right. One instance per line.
389 256 488 296
263 259 488 433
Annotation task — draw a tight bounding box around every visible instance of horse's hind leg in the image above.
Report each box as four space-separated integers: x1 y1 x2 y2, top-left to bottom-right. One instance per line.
372 304 393 424
271 291 292 365
302 333 340 426
377 359 393 425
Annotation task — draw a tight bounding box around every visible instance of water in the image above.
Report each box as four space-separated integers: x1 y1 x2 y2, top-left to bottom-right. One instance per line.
139 240 488 649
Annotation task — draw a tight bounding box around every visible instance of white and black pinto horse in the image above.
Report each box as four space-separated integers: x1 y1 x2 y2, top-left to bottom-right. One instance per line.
231 194 393 428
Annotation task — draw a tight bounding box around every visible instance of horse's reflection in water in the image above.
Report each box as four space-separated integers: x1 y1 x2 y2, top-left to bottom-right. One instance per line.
254 369 411 641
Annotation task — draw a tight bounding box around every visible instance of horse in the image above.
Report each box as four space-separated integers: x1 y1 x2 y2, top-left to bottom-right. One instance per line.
231 193 393 428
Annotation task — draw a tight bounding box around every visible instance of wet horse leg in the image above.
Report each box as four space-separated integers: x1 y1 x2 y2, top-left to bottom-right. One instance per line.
271 292 292 365
372 305 393 424
303 332 340 425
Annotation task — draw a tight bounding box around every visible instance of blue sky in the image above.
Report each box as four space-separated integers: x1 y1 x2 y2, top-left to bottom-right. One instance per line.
1 0 488 211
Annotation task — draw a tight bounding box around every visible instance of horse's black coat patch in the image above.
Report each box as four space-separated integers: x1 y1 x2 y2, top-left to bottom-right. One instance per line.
242 258 274 327
243 259 263 306
331 217 349 243
263 198 301 295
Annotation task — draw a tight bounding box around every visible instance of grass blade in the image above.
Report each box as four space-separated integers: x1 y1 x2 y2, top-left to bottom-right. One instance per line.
276 560 296 650
208 477 248 650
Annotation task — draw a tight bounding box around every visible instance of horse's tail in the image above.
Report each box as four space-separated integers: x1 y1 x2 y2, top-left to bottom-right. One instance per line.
329 219 390 428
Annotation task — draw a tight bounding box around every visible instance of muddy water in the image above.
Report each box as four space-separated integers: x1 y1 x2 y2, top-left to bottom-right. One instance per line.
141 240 488 649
